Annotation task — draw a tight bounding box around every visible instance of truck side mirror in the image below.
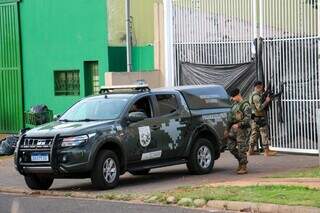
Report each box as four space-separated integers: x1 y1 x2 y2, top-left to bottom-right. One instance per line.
53 114 61 121
128 112 147 123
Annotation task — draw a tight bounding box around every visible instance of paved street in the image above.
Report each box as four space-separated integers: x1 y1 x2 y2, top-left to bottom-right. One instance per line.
0 152 318 195
0 193 221 213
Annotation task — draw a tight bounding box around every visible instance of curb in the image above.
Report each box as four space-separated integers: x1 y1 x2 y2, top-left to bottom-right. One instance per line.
1 187 319 213
207 200 320 213
0 187 98 199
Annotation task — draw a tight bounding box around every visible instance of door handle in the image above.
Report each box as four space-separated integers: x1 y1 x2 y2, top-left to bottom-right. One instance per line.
151 125 160 130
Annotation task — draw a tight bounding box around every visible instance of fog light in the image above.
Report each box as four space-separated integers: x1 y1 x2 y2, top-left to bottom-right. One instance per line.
62 155 67 163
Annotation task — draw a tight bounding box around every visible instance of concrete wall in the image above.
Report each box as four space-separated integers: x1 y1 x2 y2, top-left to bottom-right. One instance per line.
108 0 155 46
154 1 166 87
107 0 156 72
105 71 161 88
20 0 108 115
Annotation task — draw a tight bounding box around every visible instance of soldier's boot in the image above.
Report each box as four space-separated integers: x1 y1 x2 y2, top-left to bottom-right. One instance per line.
237 164 248 175
247 145 259 156
236 163 241 172
264 146 277 157
247 145 255 156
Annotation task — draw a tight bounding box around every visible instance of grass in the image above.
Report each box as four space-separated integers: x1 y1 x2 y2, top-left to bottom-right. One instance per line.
152 185 320 208
266 167 320 178
98 193 138 201
98 185 320 208
64 192 72 197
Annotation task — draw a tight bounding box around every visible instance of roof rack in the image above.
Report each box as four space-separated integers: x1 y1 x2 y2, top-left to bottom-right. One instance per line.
99 84 151 94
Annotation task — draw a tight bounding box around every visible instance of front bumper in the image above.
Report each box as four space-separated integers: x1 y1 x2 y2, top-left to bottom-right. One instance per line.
15 135 92 175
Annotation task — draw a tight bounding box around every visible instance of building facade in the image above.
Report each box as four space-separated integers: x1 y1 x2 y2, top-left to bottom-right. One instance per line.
0 0 157 133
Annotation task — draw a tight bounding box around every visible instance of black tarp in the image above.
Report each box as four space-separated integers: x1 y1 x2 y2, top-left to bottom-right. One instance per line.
179 61 257 98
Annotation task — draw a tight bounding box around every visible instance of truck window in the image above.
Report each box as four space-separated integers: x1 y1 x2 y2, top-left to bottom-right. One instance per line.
129 96 153 118
156 94 178 116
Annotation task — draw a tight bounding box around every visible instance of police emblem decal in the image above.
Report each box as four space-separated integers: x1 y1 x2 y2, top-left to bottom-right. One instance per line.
138 126 151 147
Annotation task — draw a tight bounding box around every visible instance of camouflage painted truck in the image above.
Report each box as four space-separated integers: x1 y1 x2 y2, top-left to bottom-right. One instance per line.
14 85 231 190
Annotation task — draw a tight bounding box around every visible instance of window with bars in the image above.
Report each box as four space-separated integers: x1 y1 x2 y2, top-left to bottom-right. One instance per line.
54 70 80 96
91 63 100 95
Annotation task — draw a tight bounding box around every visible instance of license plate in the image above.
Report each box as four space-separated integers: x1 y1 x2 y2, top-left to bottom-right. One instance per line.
31 153 49 162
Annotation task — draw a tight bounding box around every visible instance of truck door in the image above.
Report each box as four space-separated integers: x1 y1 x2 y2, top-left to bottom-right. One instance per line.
154 93 190 159
125 95 164 163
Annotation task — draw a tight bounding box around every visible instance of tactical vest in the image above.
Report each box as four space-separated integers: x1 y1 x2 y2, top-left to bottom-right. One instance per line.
230 100 250 122
250 91 265 117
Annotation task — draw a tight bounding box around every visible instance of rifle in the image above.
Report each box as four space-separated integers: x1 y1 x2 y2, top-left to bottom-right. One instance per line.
261 82 285 106
261 81 286 122
262 82 284 101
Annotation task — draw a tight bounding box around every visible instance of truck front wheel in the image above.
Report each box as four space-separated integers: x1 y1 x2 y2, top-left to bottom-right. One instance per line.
187 138 215 175
24 174 54 190
91 150 120 190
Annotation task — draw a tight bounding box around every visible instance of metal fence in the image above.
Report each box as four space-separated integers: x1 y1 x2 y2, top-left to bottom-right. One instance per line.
166 0 255 85
260 0 319 153
164 0 320 153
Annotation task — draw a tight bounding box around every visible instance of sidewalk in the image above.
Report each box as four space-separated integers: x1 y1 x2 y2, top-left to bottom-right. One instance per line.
0 153 318 194
0 153 319 213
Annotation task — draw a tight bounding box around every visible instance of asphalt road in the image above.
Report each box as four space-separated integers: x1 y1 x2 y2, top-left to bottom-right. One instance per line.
0 152 318 195
0 193 223 213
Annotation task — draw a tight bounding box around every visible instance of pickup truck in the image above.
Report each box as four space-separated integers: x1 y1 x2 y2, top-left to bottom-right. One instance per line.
15 84 231 190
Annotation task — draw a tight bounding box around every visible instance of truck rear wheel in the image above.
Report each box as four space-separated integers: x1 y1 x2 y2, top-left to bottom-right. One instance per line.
24 174 54 190
187 138 215 175
91 150 120 190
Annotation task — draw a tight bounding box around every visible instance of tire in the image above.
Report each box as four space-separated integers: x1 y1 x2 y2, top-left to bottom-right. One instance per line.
187 138 215 175
24 174 54 190
91 150 120 190
129 169 150 176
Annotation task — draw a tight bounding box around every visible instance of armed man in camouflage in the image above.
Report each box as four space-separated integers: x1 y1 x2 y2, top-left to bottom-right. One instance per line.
225 88 252 175
248 81 277 156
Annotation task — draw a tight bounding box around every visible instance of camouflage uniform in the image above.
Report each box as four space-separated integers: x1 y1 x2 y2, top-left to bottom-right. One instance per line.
249 91 270 148
226 100 252 166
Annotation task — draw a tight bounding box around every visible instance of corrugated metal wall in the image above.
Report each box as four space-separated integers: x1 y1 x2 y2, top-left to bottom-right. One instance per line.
0 2 23 133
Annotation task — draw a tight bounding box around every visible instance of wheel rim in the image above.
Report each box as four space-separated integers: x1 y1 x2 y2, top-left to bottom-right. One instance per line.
103 158 117 184
197 145 212 169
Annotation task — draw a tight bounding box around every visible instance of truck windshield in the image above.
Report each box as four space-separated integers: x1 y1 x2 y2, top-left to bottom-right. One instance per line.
59 98 128 121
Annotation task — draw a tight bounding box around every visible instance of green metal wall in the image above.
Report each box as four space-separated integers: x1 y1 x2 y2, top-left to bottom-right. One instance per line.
131 46 154 71
0 2 24 133
108 46 154 71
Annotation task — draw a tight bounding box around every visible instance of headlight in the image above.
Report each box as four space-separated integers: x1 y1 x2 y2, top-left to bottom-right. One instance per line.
61 135 89 147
